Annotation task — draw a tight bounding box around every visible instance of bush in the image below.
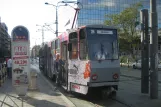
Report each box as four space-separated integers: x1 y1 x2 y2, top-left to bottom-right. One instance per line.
120 56 127 63
120 56 135 63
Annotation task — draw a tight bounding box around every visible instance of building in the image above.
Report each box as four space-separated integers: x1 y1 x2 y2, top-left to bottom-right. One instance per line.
0 18 11 61
58 0 161 60
77 0 161 27
58 0 161 30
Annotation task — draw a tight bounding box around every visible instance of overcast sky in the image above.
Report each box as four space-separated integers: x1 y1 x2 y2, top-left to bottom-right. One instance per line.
1 0 161 48
0 0 76 48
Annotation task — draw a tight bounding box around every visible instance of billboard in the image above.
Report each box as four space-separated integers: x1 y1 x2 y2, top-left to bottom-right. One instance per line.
11 26 30 95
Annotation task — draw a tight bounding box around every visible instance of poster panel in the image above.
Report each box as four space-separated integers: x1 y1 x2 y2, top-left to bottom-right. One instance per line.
11 26 30 89
12 43 29 86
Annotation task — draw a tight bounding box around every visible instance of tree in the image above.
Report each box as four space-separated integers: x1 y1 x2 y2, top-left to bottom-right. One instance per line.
32 45 41 57
105 2 142 60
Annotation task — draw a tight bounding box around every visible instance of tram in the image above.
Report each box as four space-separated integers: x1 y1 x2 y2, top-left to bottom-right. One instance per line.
39 24 120 95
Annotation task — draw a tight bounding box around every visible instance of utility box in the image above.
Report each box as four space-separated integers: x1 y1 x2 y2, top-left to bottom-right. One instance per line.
28 67 38 90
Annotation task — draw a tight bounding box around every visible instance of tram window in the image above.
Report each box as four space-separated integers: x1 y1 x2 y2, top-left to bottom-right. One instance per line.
55 39 60 53
79 29 88 60
61 42 67 60
69 32 78 59
69 32 77 40
55 39 58 49
58 39 60 49
51 41 55 49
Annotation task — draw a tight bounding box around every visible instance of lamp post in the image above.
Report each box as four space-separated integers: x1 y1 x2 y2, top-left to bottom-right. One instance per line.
150 0 158 99
45 1 81 37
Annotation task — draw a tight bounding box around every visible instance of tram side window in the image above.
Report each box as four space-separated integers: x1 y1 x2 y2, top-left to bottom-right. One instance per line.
55 39 60 53
61 42 67 60
79 29 87 60
69 32 78 59
55 39 58 49
51 41 55 50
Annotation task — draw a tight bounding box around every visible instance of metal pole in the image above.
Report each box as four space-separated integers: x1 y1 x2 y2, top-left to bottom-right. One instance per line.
71 8 80 29
42 27 44 45
150 0 158 99
35 40 36 58
56 6 58 37
140 9 149 94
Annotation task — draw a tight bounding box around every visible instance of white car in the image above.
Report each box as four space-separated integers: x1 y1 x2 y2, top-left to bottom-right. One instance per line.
132 60 142 69
132 59 161 70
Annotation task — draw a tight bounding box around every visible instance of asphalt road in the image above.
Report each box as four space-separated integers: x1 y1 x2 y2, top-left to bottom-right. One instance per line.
33 63 161 107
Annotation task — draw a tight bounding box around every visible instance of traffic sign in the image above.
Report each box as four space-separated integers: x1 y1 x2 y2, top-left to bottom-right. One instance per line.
11 26 29 42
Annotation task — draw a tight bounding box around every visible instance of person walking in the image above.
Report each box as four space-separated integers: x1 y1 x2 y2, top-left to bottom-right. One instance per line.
54 53 64 90
7 58 12 79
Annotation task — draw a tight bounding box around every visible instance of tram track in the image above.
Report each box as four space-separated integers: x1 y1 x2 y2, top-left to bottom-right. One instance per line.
35 64 135 107
42 72 131 107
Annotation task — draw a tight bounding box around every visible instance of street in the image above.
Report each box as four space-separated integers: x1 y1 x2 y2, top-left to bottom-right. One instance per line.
34 62 161 107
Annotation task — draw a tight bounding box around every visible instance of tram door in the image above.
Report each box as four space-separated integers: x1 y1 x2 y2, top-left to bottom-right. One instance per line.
61 41 68 86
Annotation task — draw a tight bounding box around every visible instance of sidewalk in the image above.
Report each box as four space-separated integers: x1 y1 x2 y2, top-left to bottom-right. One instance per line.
0 65 75 107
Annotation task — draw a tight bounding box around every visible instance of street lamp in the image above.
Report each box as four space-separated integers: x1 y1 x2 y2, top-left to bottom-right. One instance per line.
45 1 82 37
45 2 63 37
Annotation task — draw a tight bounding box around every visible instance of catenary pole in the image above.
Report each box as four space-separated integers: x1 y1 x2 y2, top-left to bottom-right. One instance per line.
150 0 158 99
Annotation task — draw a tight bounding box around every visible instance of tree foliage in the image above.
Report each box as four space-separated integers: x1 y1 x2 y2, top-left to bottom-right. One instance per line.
105 2 142 57
31 45 41 57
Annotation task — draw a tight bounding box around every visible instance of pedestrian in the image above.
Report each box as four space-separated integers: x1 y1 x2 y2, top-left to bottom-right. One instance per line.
7 58 12 79
54 53 64 90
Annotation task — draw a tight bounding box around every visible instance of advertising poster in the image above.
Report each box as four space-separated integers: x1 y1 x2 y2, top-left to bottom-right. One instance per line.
11 26 30 88
12 43 29 86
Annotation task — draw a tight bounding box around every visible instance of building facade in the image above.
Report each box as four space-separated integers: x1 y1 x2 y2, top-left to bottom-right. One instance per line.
60 0 161 59
62 0 161 31
77 0 161 28
0 19 11 61
75 0 161 59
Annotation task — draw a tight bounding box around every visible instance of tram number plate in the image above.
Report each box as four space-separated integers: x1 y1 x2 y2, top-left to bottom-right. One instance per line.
72 84 80 89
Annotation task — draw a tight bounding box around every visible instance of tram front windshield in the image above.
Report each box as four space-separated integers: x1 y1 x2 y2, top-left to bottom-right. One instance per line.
86 28 118 60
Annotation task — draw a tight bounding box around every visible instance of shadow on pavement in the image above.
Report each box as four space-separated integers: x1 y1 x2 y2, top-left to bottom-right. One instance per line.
25 96 66 107
0 79 15 94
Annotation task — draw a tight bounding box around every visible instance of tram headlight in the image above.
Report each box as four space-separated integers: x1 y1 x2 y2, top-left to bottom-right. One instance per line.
91 74 98 80
113 73 119 79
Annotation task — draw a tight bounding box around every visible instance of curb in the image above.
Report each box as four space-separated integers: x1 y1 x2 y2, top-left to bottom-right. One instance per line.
121 75 161 83
37 68 76 107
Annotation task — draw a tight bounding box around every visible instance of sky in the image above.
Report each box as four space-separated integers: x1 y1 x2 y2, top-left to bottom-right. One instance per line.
1 0 161 49
0 0 76 48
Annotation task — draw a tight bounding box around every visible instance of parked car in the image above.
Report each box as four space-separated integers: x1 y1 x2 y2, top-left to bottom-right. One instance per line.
132 60 142 69
132 59 161 70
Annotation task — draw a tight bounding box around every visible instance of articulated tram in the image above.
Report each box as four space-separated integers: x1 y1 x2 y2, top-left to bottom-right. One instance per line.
39 24 120 95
